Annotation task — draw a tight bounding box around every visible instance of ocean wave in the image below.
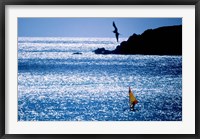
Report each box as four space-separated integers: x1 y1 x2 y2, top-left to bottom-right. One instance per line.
18 37 182 121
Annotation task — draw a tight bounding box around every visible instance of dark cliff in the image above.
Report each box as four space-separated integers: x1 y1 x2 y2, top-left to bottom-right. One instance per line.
94 25 182 55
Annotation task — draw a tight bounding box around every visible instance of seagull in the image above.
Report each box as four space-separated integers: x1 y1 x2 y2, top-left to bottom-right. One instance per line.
112 21 120 42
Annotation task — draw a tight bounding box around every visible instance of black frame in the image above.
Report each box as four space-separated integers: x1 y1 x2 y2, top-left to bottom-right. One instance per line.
0 0 199 138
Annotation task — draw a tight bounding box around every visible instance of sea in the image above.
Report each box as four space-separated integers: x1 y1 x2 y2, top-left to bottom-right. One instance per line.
18 37 182 121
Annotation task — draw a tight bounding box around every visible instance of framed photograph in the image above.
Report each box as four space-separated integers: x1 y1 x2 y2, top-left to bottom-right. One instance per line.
0 0 199 138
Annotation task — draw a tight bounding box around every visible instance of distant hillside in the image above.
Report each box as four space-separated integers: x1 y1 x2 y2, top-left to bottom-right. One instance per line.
94 25 182 55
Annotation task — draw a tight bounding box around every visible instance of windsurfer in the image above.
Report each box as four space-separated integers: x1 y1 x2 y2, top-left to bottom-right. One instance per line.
129 87 138 111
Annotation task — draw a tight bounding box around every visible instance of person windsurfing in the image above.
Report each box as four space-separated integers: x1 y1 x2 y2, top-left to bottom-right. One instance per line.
129 87 138 111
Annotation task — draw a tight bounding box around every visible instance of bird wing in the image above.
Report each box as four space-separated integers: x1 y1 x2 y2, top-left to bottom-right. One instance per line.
113 22 118 31
115 33 119 42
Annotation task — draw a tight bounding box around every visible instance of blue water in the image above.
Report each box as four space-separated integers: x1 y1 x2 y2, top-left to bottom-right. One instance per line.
18 37 182 121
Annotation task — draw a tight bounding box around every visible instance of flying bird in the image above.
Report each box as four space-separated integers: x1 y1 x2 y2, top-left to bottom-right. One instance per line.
112 21 120 42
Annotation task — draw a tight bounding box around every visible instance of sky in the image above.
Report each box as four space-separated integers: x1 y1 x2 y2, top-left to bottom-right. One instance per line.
18 18 182 38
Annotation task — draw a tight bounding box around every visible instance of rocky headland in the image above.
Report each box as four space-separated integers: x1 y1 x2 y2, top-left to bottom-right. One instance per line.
94 25 182 55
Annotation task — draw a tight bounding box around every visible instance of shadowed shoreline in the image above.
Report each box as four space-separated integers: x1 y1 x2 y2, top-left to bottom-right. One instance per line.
94 25 182 55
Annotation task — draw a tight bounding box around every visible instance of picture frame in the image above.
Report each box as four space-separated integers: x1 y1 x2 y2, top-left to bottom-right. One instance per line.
0 0 199 138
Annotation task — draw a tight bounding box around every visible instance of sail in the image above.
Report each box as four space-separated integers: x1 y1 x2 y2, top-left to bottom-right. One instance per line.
129 87 138 105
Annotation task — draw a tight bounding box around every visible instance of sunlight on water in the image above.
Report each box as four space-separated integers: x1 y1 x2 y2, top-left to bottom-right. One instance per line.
18 37 182 121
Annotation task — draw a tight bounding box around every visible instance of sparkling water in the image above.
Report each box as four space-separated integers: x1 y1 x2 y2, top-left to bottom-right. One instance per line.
18 37 182 121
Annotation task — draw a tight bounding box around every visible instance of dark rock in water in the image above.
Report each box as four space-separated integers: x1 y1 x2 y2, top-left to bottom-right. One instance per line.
93 48 112 54
73 52 82 55
94 25 182 55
